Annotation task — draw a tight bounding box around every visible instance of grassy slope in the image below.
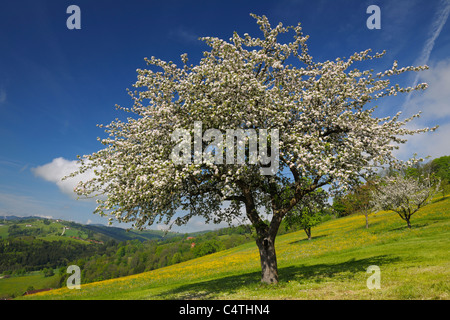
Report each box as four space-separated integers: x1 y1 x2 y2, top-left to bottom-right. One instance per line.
20 196 450 300
0 218 178 242
0 272 61 299
0 219 89 243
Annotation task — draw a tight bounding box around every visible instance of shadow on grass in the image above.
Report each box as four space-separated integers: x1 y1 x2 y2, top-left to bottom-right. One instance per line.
389 223 429 232
288 234 327 245
154 255 400 299
431 195 449 204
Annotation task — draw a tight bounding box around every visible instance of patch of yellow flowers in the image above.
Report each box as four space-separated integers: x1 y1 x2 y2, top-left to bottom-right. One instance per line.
28 198 449 299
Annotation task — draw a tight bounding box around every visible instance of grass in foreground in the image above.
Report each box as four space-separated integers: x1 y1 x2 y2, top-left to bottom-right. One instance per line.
19 196 450 300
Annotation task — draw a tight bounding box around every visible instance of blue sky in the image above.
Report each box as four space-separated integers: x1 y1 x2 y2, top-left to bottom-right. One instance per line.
1 0 449 232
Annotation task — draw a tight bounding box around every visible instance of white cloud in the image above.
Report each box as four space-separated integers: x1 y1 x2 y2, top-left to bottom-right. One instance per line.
31 158 246 233
395 122 450 160
31 157 96 199
406 59 450 119
396 59 450 160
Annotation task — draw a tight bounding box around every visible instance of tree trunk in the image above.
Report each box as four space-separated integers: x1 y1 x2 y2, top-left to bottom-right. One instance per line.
304 227 312 240
255 235 278 284
406 218 411 229
238 181 283 285
365 213 369 229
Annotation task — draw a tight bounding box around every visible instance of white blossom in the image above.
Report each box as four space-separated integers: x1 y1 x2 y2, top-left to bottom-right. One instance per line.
66 14 436 284
371 174 440 228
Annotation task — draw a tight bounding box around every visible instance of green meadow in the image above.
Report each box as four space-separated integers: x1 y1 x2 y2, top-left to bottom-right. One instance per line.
0 271 60 299
17 196 450 300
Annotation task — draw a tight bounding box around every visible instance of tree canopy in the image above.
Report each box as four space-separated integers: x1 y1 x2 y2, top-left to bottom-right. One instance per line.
68 14 435 284
370 173 440 228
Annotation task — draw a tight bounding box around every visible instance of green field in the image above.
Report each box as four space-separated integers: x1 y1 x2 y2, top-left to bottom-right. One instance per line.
0 217 178 244
15 196 450 300
0 271 60 299
0 218 88 242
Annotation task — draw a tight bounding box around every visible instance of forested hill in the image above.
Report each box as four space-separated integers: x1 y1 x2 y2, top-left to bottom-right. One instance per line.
0 216 255 285
0 216 179 243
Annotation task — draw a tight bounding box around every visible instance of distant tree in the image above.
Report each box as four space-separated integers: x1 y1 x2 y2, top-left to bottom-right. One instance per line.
192 239 223 257
428 155 450 197
171 252 183 264
285 189 328 240
116 245 126 258
371 174 440 229
429 156 450 181
344 181 375 228
331 197 347 217
16 268 26 276
7 224 20 237
43 267 54 277
439 180 450 197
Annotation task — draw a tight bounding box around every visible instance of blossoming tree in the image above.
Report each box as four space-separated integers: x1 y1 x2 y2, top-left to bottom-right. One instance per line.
69 14 435 284
371 174 440 229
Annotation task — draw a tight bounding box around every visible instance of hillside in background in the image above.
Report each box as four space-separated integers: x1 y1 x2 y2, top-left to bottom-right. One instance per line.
0 216 179 243
2 152 449 300
0 216 255 298
17 195 450 300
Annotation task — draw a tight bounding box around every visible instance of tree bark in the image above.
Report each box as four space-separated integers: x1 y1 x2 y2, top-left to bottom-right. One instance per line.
304 227 312 240
238 181 280 284
237 178 317 285
255 234 278 284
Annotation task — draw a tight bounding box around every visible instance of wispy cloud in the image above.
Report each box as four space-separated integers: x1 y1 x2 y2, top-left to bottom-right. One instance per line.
416 0 450 67
405 0 450 105
398 1 450 159
170 27 202 45
0 156 22 169
0 192 55 219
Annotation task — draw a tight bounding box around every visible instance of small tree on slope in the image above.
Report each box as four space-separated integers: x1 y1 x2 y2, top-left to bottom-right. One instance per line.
67 14 435 284
344 181 376 229
371 174 440 229
284 188 328 240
